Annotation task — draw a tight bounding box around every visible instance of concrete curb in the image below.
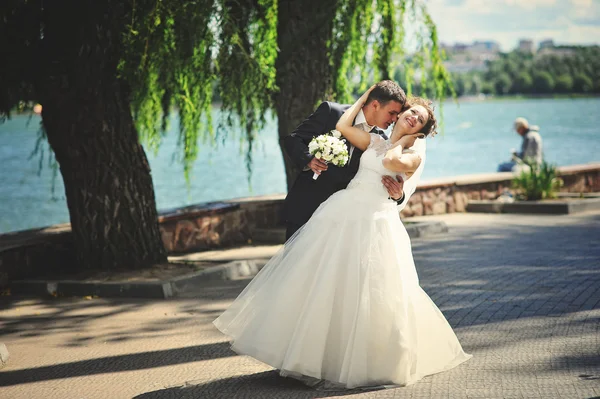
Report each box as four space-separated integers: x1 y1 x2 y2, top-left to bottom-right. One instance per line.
405 220 449 238
11 221 447 300
11 280 173 299
252 220 448 244
11 259 270 300
168 259 269 296
467 198 600 215
0 343 9 368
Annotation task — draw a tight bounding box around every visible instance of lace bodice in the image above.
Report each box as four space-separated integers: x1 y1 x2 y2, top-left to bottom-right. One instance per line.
347 134 416 200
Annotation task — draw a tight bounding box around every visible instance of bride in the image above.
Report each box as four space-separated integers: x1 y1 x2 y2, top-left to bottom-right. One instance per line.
213 87 471 390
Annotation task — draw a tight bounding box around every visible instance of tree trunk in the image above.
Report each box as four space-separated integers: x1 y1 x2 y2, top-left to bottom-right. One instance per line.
36 1 167 270
275 0 339 189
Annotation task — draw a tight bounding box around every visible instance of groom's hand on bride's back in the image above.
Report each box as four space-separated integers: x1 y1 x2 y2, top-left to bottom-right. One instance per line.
308 157 328 176
382 175 404 200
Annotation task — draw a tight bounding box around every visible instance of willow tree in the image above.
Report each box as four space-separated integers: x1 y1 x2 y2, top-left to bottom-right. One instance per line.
276 0 451 184
0 0 450 271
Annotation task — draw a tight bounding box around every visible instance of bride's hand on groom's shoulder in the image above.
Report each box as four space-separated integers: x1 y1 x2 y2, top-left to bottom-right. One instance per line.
359 85 377 104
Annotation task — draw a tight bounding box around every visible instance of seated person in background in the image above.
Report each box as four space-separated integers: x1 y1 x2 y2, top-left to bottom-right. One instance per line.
498 117 543 173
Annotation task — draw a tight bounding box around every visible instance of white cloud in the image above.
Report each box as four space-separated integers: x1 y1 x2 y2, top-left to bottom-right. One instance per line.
428 0 557 13
427 0 496 14
504 0 557 8
571 0 592 7
570 0 600 18
424 0 600 51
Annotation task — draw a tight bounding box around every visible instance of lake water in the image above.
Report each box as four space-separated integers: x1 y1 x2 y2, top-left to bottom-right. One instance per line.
1 97 599 233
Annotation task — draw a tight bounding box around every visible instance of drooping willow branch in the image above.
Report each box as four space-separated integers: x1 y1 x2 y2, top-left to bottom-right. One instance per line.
4 0 454 182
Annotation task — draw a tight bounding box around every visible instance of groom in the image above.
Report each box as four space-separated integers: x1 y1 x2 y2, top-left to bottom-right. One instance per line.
283 80 408 239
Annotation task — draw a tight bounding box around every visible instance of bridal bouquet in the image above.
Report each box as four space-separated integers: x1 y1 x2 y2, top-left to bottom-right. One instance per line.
308 130 349 180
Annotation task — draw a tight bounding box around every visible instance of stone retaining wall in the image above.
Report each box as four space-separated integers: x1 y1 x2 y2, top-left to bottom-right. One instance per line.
1 163 598 284
157 195 287 254
400 163 600 218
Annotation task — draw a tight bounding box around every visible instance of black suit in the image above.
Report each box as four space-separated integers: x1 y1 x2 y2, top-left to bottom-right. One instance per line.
282 101 404 239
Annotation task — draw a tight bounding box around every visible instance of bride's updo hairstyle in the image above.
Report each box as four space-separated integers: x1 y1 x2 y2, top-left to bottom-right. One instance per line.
406 96 438 137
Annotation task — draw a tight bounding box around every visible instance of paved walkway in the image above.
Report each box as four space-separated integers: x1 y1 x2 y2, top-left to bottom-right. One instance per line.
1 212 599 399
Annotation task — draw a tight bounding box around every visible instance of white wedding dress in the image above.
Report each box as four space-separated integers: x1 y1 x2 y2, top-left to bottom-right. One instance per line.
213 134 471 389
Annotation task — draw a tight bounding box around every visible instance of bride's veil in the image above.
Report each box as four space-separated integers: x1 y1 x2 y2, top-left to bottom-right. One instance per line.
397 138 426 212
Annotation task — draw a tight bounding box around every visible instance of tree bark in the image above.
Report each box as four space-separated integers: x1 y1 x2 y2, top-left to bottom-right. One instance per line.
36 1 167 270
275 0 339 189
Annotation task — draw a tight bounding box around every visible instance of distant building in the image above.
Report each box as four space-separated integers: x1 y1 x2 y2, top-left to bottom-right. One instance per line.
539 39 554 50
537 46 576 58
441 43 468 54
470 41 501 53
518 39 534 52
441 40 501 73
440 38 584 74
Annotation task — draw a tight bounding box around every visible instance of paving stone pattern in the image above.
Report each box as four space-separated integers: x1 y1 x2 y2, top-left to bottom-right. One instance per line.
0 212 599 399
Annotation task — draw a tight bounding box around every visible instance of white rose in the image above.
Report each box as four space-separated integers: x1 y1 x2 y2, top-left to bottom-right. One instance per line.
331 130 342 139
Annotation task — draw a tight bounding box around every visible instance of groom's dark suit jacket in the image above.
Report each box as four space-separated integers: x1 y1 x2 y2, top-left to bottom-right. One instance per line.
282 101 392 228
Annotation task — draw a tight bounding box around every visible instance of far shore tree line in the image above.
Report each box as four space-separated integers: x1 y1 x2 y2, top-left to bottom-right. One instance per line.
447 46 600 97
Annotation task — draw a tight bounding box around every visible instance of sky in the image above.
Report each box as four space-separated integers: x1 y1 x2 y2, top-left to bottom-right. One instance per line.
425 0 600 51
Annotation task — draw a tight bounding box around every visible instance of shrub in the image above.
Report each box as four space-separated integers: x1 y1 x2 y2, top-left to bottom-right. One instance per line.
512 160 563 201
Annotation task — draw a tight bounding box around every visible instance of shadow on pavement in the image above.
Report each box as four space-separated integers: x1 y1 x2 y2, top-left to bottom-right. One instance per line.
0 278 249 346
134 370 380 399
2 214 599 396
0 342 234 387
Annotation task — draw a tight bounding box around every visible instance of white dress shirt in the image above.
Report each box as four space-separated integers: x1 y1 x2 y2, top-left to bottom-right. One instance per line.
349 109 374 159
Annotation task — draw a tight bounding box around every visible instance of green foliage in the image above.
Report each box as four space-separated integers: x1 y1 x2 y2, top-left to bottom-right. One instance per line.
511 72 533 94
3 0 452 181
421 3 455 101
494 73 512 95
453 46 600 97
573 73 593 93
555 74 574 93
532 71 555 94
330 0 375 102
332 0 453 103
120 0 278 179
480 81 495 95
512 160 564 201
452 73 468 97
